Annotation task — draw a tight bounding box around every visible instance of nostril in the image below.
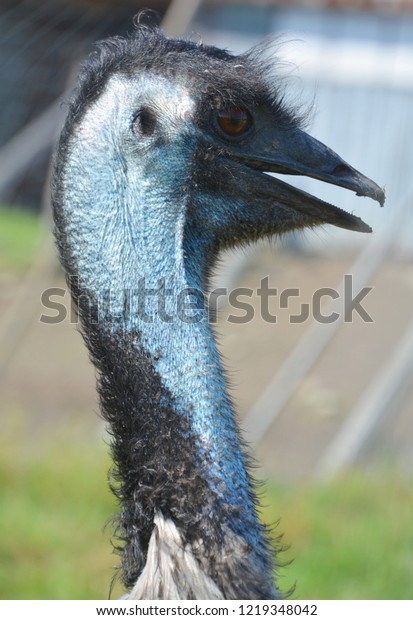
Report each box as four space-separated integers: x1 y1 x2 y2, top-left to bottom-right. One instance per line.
332 163 351 176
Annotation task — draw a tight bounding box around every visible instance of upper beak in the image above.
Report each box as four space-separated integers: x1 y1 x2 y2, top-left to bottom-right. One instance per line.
227 126 385 233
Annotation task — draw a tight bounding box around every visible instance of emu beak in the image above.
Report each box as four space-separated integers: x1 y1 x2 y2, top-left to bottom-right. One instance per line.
228 127 385 233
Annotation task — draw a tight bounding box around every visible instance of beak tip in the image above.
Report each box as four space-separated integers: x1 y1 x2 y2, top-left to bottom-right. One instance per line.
356 218 373 234
378 186 386 208
356 183 385 208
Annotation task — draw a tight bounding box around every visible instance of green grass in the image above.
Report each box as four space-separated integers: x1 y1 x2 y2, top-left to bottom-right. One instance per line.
0 434 122 600
1 431 412 599
264 475 413 599
0 207 42 273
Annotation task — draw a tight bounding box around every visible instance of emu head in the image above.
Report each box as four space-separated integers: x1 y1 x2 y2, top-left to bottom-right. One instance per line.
53 27 384 313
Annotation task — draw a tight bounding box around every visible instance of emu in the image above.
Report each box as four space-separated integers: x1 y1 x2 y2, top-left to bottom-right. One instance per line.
52 26 384 600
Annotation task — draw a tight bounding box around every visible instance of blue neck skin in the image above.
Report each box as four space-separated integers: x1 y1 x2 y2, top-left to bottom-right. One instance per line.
61 74 263 548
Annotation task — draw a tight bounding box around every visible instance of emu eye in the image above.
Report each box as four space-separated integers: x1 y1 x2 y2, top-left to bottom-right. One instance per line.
132 108 156 138
217 107 252 137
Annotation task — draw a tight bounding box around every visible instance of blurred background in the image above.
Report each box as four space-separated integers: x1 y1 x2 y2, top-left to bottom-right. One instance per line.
1 0 413 600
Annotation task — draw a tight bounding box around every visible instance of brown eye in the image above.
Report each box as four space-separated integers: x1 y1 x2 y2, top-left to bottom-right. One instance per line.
217 107 252 137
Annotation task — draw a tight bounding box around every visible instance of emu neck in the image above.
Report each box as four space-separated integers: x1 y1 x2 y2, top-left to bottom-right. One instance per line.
81 196 259 538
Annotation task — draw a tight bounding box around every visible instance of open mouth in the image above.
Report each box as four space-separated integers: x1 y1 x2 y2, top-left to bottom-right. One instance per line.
254 171 376 233
230 132 385 232
226 127 385 233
